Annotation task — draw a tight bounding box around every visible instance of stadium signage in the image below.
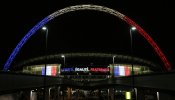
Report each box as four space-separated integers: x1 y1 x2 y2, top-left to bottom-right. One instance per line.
61 67 110 73
75 67 89 72
61 68 74 72
90 68 110 72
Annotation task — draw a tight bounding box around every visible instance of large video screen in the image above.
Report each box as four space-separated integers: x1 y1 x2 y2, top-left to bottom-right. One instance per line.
42 65 57 76
114 66 131 77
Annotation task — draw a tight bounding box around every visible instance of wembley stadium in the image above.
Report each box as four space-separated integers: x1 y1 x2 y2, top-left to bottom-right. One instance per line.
15 53 159 77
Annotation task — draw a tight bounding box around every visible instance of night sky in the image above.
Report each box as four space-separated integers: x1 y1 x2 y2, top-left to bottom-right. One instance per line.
0 0 174 70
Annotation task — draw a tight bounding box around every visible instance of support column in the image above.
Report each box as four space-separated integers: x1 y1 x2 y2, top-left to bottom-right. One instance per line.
44 87 50 100
108 89 110 100
67 87 72 100
30 90 37 100
56 86 60 100
109 88 114 100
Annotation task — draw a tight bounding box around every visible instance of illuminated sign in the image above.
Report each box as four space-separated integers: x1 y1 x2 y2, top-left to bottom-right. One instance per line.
75 67 89 72
61 68 74 72
90 68 110 73
125 92 131 99
60 67 110 75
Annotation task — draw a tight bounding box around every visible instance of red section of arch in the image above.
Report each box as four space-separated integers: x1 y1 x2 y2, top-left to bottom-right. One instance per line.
123 16 171 70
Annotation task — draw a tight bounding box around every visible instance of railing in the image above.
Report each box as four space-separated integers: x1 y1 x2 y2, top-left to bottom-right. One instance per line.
1 70 175 94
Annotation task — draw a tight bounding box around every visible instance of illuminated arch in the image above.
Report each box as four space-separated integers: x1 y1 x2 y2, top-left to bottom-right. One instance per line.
3 4 171 71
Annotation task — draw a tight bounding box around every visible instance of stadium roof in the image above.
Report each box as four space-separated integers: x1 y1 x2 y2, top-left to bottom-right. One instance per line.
14 53 161 71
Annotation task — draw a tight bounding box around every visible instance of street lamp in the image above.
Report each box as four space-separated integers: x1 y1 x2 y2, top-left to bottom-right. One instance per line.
129 26 136 75
61 55 65 67
130 26 136 99
130 26 136 74
42 26 48 75
42 26 48 100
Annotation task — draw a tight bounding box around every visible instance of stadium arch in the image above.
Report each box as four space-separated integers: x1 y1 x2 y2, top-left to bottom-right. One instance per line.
3 4 171 71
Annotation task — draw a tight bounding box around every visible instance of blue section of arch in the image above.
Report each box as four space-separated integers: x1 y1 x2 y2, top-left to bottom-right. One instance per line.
3 17 50 71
